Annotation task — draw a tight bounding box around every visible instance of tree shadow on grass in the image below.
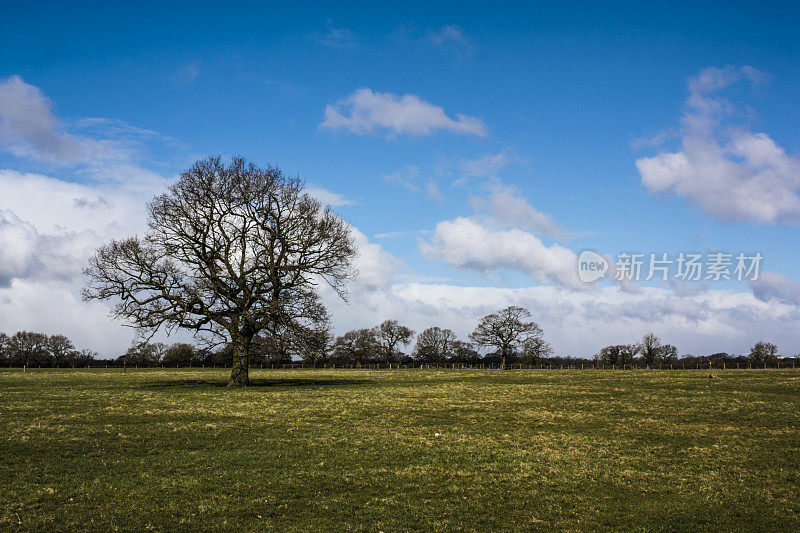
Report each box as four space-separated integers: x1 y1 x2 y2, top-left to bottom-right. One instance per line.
143 377 375 389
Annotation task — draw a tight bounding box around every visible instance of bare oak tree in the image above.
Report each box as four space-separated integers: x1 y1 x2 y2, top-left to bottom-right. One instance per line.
7 331 49 367
639 333 662 366
520 336 553 364
749 341 778 364
413 326 458 363
83 156 355 386
595 344 638 366
374 320 415 363
332 328 378 366
469 306 545 368
0 333 9 365
47 335 77 367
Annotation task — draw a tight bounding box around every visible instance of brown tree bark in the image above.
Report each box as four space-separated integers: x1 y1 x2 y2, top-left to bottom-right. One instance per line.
227 333 252 387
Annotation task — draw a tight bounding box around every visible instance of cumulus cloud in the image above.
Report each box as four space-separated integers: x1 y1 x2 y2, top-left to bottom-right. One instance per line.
0 170 158 289
635 66 800 225
0 209 98 287
0 76 180 192
306 185 355 207
470 181 570 240
0 169 152 235
0 279 142 356
750 270 800 306
323 280 800 357
321 88 486 137
418 181 577 287
421 217 583 289
0 77 183 353
0 75 124 165
348 227 404 291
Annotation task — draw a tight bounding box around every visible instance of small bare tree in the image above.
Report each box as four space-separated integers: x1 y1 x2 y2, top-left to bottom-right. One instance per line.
520 336 552 364
332 328 378 366
640 333 662 366
596 344 638 366
749 341 778 364
7 331 49 367
374 320 415 363
413 326 457 363
83 156 355 386
469 306 545 368
0 333 8 365
47 335 77 367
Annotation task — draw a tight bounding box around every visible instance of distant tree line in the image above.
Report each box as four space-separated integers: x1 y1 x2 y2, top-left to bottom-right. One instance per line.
304 306 554 367
0 324 794 369
594 335 790 367
0 331 98 367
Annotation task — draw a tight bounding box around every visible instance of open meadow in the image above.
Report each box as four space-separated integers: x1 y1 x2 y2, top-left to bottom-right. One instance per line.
1 368 799 531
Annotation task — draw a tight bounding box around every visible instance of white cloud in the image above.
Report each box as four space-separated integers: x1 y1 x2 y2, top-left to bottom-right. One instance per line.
0 77 182 353
312 20 357 49
383 165 421 192
348 227 404 291
750 271 800 307
426 25 468 48
421 217 583 289
460 149 513 177
0 209 98 287
323 280 800 358
0 169 153 235
0 210 38 285
0 75 124 165
425 181 443 202
321 88 486 137
373 231 406 239
0 75 180 192
381 165 447 203
470 181 570 240
0 279 140 356
306 185 355 207
635 66 800 225
0 168 161 292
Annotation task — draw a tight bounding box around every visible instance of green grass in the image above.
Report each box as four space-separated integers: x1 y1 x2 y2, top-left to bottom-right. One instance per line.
1 369 799 531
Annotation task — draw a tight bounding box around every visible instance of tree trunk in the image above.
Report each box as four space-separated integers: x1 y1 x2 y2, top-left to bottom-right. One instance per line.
228 334 251 387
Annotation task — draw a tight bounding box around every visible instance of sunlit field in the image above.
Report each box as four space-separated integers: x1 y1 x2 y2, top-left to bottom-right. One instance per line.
1 368 799 531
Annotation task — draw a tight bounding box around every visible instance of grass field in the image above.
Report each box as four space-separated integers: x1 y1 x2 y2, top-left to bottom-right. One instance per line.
1 368 799 531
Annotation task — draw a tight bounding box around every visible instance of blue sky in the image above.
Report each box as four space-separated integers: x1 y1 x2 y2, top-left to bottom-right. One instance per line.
1 1 799 357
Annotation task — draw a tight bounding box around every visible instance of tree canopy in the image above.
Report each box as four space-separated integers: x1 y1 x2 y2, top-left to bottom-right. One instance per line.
83 156 356 385
469 306 545 368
